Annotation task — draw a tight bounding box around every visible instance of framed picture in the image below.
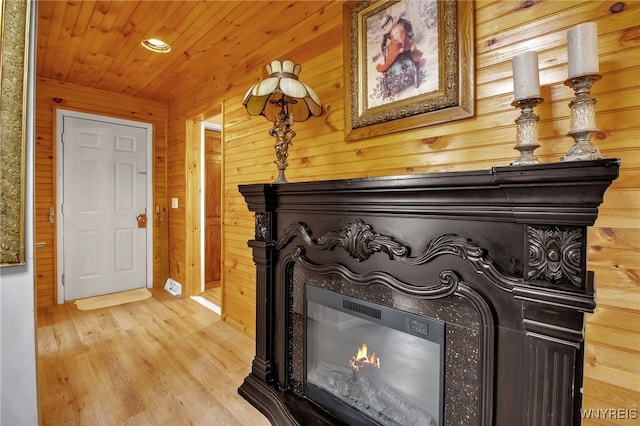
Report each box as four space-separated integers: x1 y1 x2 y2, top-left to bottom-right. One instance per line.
1 0 30 266
344 0 474 141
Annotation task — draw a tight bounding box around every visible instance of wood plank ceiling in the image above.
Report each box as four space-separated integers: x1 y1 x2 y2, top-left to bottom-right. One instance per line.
36 1 332 103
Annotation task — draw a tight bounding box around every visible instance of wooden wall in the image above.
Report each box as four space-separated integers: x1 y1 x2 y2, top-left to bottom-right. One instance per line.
175 0 639 423
34 78 169 307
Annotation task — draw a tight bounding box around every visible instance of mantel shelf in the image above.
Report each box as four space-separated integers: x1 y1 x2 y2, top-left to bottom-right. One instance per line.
240 158 620 226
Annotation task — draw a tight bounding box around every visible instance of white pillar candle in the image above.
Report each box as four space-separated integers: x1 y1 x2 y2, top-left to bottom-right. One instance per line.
512 51 541 101
567 22 599 78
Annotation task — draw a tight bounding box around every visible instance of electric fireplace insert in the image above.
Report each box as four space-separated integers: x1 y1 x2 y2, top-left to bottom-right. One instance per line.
305 285 445 426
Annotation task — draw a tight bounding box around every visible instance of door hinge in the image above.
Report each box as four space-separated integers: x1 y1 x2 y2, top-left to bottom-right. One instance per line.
61 133 65 144
62 274 65 286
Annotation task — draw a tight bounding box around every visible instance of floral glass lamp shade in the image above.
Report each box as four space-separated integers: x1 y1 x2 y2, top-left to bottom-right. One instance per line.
243 59 322 183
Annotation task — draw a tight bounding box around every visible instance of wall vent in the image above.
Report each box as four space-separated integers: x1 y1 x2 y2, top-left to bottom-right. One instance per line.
164 278 182 296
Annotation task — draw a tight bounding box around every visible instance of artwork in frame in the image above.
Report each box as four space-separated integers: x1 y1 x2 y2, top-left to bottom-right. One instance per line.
344 0 474 141
0 0 30 266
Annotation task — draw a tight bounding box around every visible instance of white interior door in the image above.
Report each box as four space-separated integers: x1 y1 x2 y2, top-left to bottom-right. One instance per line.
58 112 152 301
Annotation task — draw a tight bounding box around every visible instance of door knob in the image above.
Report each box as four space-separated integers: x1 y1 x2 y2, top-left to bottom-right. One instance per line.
136 213 147 228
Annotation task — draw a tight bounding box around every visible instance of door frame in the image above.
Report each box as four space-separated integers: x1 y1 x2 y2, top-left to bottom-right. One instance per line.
55 108 154 303
200 121 222 294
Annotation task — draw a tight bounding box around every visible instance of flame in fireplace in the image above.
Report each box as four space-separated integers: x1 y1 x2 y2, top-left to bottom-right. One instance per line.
349 343 381 371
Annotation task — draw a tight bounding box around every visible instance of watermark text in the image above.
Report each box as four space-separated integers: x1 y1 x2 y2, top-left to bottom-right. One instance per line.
580 408 637 420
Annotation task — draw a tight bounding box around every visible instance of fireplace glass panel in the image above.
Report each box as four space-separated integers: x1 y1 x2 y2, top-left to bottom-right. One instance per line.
305 285 445 426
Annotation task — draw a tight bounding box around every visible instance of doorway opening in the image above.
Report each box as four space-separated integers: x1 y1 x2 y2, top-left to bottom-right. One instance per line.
199 119 222 312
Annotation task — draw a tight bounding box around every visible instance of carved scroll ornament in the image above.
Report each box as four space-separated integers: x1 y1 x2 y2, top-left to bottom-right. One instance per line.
254 212 271 241
315 218 408 261
276 219 520 292
289 246 461 299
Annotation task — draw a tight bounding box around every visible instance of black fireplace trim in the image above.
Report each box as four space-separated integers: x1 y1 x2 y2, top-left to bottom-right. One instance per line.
239 374 347 425
280 221 598 316
291 246 460 298
240 159 619 226
238 159 620 426
457 284 496 426
526 225 585 289
276 220 522 293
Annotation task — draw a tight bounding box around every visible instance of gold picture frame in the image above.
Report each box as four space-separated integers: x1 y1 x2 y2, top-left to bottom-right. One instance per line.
344 0 474 141
0 0 30 266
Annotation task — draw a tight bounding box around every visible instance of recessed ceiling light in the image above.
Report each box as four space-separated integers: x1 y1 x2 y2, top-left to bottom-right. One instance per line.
141 38 171 53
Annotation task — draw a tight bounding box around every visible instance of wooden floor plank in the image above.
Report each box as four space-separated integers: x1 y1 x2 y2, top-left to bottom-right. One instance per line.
37 288 269 426
202 286 222 306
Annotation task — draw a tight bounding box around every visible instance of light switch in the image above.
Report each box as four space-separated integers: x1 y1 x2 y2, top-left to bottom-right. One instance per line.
171 198 179 209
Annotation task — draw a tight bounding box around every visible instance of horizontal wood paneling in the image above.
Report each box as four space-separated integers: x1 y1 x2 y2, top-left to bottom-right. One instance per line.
162 0 639 422
34 78 169 307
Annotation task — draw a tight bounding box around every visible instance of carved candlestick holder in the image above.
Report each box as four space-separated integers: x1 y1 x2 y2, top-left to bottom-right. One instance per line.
562 73 603 162
511 97 544 166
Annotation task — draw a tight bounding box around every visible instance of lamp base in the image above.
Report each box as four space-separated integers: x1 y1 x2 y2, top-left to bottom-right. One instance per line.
269 104 296 184
274 169 288 184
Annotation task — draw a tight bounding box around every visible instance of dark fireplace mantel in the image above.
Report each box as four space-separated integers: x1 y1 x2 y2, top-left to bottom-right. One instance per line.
238 159 619 426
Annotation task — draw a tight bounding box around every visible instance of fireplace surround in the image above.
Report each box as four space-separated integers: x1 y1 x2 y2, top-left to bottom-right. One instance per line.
238 159 619 426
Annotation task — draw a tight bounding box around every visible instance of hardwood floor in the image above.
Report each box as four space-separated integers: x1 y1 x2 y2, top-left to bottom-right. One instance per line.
202 287 222 307
36 288 269 426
